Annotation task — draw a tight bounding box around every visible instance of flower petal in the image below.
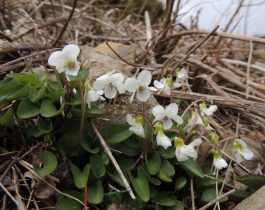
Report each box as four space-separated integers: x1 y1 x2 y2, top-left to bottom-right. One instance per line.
137 70 152 86
104 85 116 99
154 80 164 89
241 149 254 160
126 114 136 126
93 77 108 90
156 133 172 149
65 62 80 76
214 158 228 170
190 138 202 147
87 89 99 103
175 148 189 161
204 105 217 116
152 104 165 117
235 152 243 163
48 51 63 67
183 146 198 159
129 126 145 138
164 86 171 96
162 118 173 130
62 44 80 59
165 103 179 117
124 78 138 92
136 87 150 102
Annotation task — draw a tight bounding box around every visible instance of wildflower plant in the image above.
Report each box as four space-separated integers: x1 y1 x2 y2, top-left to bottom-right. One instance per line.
0 44 256 209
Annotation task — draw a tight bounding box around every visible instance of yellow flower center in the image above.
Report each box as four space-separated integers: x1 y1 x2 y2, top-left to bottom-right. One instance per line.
65 60 76 71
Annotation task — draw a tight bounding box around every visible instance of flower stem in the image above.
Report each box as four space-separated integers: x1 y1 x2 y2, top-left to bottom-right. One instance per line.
83 185 88 210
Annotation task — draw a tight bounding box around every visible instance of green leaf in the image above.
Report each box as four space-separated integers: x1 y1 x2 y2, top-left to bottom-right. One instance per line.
56 191 83 210
158 170 172 182
174 177 187 190
0 108 14 128
88 180 104 204
7 73 37 84
108 171 125 187
152 193 176 206
58 131 83 156
33 151 57 177
146 151 161 175
90 154 106 178
71 164 90 189
0 80 23 101
38 121 52 134
17 98 40 119
104 191 123 204
201 188 228 203
105 124 133 144
7 84 30 100
229 190 251 202
157 159 175 182
129 166 150 202
81 137 99 154
40 99 62 118
236 175 265 189
167 201 184 210
178 158 204 178
29 86 46 102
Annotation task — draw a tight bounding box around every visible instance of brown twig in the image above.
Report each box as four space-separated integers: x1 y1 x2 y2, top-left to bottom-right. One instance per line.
90 120 136 200
52 0 78 46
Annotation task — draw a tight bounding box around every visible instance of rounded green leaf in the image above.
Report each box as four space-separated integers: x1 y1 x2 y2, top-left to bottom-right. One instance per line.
178 158 204 178
146 151 161 175
56 191 83 210
0 108 14 128
174 177 187 191
17 98 40 119
105 124 133 144
29 86 46 102
90 154 106 178
88 180 104 204
152 193 176 206
40 99 62 118
7 84 30 100
167 201 184 210
33 151 57 177
71 164 90 189
201 188 228 203
129 167 150 202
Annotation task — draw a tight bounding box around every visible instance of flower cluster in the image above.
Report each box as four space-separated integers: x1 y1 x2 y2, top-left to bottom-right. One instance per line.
48 44 254 169
151 68 188 96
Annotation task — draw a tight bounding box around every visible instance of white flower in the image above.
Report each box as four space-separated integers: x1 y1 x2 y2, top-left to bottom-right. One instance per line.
175 137 202 161
124 70 152 102
176 68 188 80
86 84 105 109
189 111 213 130
212 149 228 170
233 139 254 163
48 44 80 76
173 68 188 88
153 77 172 96
126 114 145 138
93 71 125 99
154 122 172 149
199 103 218 117
152 103 183 130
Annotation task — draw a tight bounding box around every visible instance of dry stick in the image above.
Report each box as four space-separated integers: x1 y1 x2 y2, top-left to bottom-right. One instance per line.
0 182 19 206
18 159 85 206
153 91 265 115
0 148 24 183
170 25 219 73
246 41 253 99
190 178 196 210
167 30 265 44
91 120 136 200
52 0 78 46
198 189 235 210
